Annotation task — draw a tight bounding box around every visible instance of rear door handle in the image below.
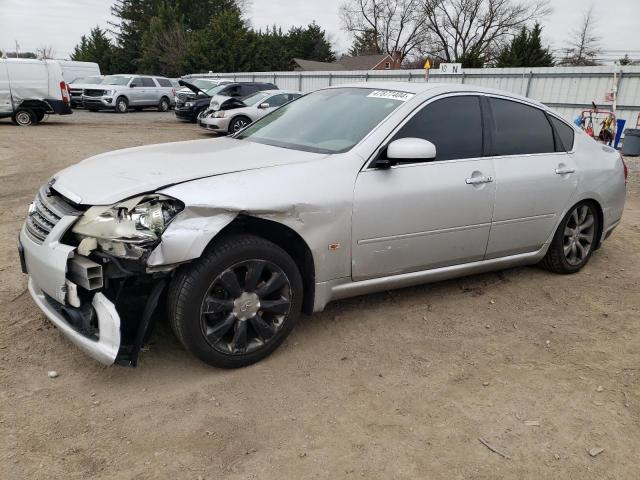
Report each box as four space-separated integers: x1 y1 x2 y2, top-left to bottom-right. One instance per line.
555 167 575 175
465 175 494 185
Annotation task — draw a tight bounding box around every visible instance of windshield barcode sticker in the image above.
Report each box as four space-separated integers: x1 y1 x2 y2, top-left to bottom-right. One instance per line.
367 90 414 101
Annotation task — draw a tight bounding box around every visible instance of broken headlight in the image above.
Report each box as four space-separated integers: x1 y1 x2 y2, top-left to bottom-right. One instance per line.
72 194 184 259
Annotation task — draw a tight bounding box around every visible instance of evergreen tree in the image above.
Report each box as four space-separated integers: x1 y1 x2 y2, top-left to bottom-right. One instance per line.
287 22 336 63
619 54 633 66
71 27 116 73
348 30 381 56
496 23 554 68
140 2 190 76
184 9 254 73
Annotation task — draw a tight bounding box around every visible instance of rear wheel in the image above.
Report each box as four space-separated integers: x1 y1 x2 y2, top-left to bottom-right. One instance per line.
228 116 251 134
115 96 128 113
168 235 303 368
158 97 170 112
542 202 599 274
12 108 36 126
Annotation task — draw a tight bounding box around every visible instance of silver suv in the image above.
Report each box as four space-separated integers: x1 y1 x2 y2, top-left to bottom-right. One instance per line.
82 74 175 113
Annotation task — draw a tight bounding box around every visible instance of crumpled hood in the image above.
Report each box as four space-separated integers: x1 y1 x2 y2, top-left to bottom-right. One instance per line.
52 137 326 205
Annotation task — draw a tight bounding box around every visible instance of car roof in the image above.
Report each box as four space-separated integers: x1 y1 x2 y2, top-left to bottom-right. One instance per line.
325 81 546 110
260 89 300 95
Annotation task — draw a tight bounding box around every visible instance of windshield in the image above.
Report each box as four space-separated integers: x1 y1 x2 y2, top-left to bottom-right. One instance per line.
237 88 411 153
205 84 231 96
71 76 102 84
241 91 270 106
188 79 219 90
101 76 131 86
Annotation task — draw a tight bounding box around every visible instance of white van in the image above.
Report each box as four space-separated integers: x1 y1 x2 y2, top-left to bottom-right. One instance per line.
0 58 72 126
57 60 101 84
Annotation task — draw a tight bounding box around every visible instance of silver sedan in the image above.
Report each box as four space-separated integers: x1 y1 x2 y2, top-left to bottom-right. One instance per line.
198 89 302 134
19 82 627 368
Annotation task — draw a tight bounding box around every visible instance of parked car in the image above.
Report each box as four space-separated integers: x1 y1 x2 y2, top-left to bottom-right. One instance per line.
0 58 72 126
198 89 302 134
82 74 175 113
18 83 626 369
175 77 232 106
175 81 277 122
68 75 104 108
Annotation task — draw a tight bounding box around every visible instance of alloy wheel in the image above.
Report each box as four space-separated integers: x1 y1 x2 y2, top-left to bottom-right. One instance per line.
200 259 292 355
232 119 248 132
563 204 596 266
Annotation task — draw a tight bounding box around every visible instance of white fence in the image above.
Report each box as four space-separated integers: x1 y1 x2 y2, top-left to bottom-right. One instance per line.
187 66 640 128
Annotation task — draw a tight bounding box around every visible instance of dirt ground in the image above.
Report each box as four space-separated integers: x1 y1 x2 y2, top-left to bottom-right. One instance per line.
1 110 639 480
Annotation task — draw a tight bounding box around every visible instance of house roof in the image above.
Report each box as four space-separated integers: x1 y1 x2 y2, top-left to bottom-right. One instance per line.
293 53 394 71
338 53 392 70
292 58 346 71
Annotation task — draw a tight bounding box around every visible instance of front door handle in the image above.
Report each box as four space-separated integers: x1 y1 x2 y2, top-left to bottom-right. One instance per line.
465 175 494 185
555 167 575 175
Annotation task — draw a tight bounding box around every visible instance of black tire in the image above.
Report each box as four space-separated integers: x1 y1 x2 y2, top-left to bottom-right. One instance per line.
541 201 600 274
115 96 128 113
168 235 303 368
11 108 36 126
228 116 251 134
158 97 170 112
34 111 46 123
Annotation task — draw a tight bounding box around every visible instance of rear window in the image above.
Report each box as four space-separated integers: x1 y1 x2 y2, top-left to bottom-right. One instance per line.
549 116 575 151
156 78 172 87
490 98 555 156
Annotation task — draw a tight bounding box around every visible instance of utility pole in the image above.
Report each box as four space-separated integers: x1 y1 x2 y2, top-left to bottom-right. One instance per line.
15 40 19 58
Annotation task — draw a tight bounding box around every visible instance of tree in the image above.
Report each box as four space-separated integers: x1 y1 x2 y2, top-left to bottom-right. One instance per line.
340 0 426 61
286 22 336 63
71 27 116 73
496 23 554 67
419 0 550 67
348 29 382 56
184 8 254 73
560 7 600 66
619 54 632 66
140 2 191 76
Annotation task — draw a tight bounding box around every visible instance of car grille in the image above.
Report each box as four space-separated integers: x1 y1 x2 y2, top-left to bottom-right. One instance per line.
69 88 83 96
25 185 83 244
84 89 105 97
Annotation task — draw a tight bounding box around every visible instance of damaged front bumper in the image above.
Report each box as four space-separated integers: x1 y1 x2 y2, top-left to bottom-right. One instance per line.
19 222 122 365
19 208 166 366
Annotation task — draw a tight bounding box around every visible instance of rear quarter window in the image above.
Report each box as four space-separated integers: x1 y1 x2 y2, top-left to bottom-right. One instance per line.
549 116 575 151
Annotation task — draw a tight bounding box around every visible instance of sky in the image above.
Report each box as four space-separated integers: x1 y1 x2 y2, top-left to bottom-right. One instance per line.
0 0 638 62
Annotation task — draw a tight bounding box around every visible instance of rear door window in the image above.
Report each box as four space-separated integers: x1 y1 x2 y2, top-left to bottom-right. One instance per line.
489 98 555 156
392 95 484 161
549 116 575 151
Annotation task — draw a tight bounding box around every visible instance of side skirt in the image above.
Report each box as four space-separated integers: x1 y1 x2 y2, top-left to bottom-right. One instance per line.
312 246 548 312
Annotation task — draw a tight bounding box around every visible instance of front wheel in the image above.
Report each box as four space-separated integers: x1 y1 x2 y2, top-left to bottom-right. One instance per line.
228 116 250 134
541 202 599 274
115 96 128 113
168 235 303 368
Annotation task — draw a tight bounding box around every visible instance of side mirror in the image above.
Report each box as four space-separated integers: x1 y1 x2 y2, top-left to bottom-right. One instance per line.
129 83 136 88
387 138 436 161
258 102 270 109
